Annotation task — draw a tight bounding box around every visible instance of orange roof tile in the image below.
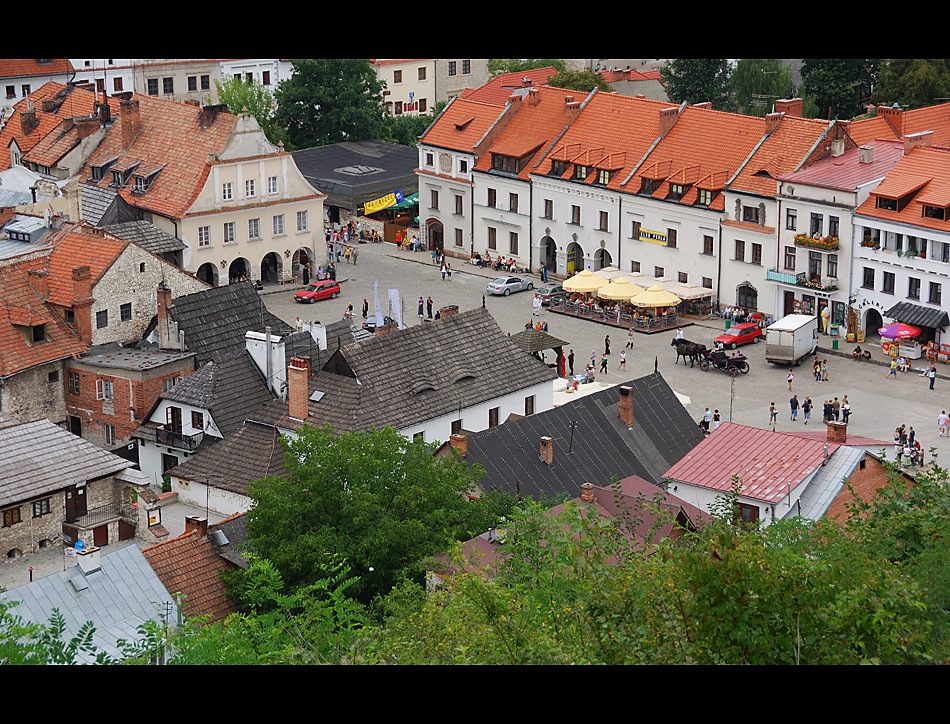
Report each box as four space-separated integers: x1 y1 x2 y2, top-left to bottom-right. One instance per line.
850 102 950 148
462 67 559 106
420 96 508 153
0 59 74 78
142 529 239 624
44 225 129 307
79 94 237 220
0 261 87 377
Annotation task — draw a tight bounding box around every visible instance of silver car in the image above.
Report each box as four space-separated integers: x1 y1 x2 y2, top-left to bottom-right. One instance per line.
486 276 533 296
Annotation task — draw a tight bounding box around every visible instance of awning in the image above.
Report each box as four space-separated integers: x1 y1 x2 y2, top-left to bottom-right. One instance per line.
884 301 950 329
510 329 570 354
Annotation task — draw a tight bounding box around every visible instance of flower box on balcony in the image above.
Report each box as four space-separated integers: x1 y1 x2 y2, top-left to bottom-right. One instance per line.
794 233 839 252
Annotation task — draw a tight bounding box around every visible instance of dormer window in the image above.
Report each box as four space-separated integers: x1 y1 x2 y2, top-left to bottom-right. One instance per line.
109 170 123 188
877 197 897 211
596 169 614 185
14 323 45 345
923 205 948 221
550 159 569 176
640 178 659 195
697 189 713 206
668 183 687 201
574 165 589 180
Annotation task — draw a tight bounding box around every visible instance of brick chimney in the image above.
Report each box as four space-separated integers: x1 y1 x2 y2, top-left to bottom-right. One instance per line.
184 516 208 538
438 304 459 318
74 115 99 139
618 385 634 427
775 98 802 118
659 106 680 138
903 130 933 156
375 321 399 336
449 433 468 457
539 436 553 465
580 482 595 503
692 101 712 111
565 99 581 123
826 420 847 443
878 104 903 135
27 268 48 299
765 112 782 136
71 266 94 345
288 356 311 421
120 98 141 147
20 108 37 136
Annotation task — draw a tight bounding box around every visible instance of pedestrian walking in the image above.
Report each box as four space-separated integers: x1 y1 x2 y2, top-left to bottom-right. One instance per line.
769 402 778 429
441 263 446 281
789 394 799 421
362 298 369 320
426 296 433 319
928 362 937 390
604 335 611 356
591 350 597 368
821 359 829 381
446 262 452 280
712 409 721 431
701 407 712 434
802 396 812 424
909 426 916 445
418 296 424 320
939 410 948 437
352 248 358 265
626 327 635 349
787 369 794 392
568 349 575 376
618 350 626 371
823 400 833 423
841 399 851 424
600 354 609 375
814 357 822 382
888 358 898 378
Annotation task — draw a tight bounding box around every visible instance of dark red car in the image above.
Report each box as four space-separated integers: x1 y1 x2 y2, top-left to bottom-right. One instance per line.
714 322 762 349
294 280 341 304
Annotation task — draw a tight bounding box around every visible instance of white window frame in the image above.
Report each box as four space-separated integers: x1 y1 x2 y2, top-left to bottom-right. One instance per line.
223 221 235 244
245 179 256 198
296 210 309 232
222 182 233 201
267 176 278 194
248 218 261 240
273 215 285 236
198 226 211 247
96 378 114 401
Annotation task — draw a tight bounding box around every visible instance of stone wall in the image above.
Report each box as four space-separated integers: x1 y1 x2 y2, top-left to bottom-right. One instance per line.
0 361 67 424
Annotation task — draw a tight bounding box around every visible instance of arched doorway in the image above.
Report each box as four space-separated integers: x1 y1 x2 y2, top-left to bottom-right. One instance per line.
197 262 219 287
566 241 584 276
864 308 883 339
261 252 282 284
293 248 312 284
228 258 250 283
736 282 758 311
541 236 556 272
426 219 444 253
594 247 612 270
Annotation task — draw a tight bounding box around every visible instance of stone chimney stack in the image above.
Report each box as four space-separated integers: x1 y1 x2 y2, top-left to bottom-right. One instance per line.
580 482 595 503
120 98 141 148
859 145 874 164
775 98 802 118
27 268 48 299
903 130 933 156
156 282 181 350
287 356 311 421
618 386 634 427
76 546 102 576
20 107 37 136
438 304 459 318
184 516 208 538
539 436 553 465
565 98 581 123
765 112 782 136
71 266 94 346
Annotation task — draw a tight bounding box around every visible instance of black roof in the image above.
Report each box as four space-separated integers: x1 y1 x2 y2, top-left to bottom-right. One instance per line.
463 372 703 501
884 301 950 330
290 140 418 210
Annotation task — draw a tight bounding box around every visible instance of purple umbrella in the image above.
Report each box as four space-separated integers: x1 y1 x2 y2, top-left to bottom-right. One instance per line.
878 323 920 339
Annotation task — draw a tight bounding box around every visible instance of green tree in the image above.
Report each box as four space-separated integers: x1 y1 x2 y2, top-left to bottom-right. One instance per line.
214 76 285 145
379 101 447 148
487 59 566 78
245 425 485 604
729 59 795 116
872 59 950 110
800 58 880 119
545 70 611 94
274 59 387 150
659 58 731 109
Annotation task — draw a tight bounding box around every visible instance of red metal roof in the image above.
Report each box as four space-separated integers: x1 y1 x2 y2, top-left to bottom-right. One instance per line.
663 422 840 503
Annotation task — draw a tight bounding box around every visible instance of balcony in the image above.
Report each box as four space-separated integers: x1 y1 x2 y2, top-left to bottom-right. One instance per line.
793 233 839 252
767 269 838 293
155 426 204 452
66 501 135 527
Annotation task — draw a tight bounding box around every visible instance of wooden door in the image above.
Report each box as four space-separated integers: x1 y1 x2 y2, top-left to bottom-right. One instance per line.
93 525 108 547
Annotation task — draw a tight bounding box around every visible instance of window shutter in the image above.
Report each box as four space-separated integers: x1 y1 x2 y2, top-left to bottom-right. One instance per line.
96 379 104 400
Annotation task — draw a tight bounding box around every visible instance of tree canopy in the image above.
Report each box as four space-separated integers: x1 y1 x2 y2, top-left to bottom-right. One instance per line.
729 59 795 117
215 76 287 148
488 59 566 77
545 70 611 94
872 59 950 111
800 58 880 119
274 59 387 150
659 58 731 110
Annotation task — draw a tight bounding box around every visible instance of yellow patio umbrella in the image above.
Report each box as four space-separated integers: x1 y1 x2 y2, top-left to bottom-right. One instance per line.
563 269 608 293
596 276 645 301
633 284 682 308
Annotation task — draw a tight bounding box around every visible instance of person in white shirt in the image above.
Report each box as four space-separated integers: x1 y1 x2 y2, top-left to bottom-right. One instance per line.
938 410 948 437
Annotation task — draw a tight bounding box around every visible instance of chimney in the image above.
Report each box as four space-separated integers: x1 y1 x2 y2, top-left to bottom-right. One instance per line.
903 130 933 155
97 91 111 125
184 516 208 538
830 139 845 157
76 545 102 576
527 88 540 106
449 433 468 457
775 98 802 118
71 266 94 346
74 115 99 139
438 304 459 318
539 436 553 465
521 76 532 88
565 100 581 123
288 356 311 421
618 385 634 427
375 321 399 336
20 108 37 136
765 112 782 136
120 98 141 147
659 106 680 138
826 420 847 444
27 268 48 299
692 101 712 111
859 145 874 164
580 482 595 503
878 104 903 135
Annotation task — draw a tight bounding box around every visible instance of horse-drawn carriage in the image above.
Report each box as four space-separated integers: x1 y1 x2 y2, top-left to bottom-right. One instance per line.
671 338 706 368
699 348 750 376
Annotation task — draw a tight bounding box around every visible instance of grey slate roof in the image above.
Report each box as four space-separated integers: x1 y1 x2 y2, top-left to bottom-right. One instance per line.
168 281 293 367
463 371 704 501
78 184 119 226
0 545 176 664
161 349 275 437
291 140 418 210
261 307 558 433
784 445 867 522
509 328 570 353
165 420 287 495
209 514 250 570
105 220 187 255
0 419 130 507
884 301 950 330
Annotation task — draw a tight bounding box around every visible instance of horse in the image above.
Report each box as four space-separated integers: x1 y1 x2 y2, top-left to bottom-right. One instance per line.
672 338 706 368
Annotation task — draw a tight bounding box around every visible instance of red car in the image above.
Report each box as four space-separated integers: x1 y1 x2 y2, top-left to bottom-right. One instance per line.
294 280 341 304
714 322 762 349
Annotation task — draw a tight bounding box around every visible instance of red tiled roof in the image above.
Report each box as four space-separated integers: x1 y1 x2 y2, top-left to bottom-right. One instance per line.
461 67 559 106
419 96 508 153
855 145 950 233
79 94 238 220
850 102 950 149
142 529 239 624
663 422 840 503
44 224 129 308
0 59 73 79
599 68 663 83
0 261 87 377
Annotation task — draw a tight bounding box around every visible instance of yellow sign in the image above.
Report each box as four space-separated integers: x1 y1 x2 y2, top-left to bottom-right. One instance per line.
364 189 405 214
639 227 668 245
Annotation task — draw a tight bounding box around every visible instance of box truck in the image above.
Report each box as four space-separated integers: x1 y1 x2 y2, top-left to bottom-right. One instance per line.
765 314 819 366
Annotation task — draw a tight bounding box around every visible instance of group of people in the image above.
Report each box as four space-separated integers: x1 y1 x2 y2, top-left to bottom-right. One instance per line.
851 345 873 361
894 424 924 466
470 251 523 273
719 306 771 327
699 407 721 435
